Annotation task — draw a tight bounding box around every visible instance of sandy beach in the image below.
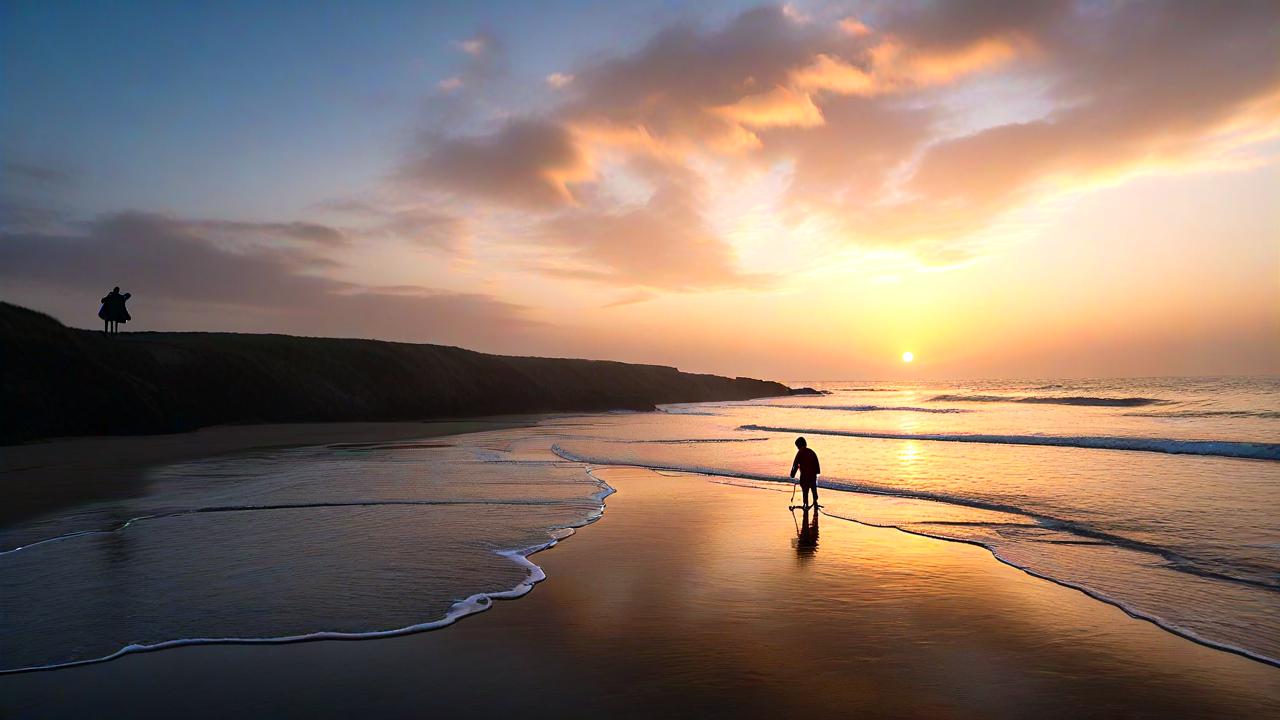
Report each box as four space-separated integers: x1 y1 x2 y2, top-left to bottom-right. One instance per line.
4 459 1276 718
0 419 537 527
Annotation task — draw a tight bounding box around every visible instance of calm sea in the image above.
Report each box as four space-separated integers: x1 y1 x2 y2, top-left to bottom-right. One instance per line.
2 377 1277 671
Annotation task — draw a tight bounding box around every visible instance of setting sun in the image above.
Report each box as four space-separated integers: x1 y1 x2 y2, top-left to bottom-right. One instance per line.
902 351 915 363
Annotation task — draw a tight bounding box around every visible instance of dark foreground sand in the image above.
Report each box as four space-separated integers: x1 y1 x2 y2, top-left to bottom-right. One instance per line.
4 464 1278 718
0 419 536 526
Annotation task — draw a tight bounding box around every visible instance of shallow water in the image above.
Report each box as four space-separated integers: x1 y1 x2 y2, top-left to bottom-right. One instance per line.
1 376 1277 672
0 438 610 671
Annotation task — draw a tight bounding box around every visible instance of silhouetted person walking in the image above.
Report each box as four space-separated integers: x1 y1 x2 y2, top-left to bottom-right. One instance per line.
98 287 132 335
790 436 821 509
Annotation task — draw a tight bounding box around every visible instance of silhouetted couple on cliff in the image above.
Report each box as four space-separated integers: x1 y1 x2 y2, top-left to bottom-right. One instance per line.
98 287 132 334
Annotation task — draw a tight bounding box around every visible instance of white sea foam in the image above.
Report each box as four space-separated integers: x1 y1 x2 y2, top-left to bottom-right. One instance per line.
0 537 556 675
816 507 1280 668
0 458 617 675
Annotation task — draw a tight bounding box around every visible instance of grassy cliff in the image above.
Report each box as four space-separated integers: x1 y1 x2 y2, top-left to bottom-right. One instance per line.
0 302 790 442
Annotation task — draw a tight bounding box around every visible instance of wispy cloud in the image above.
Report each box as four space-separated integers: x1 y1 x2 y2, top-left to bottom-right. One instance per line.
545 72 574 89
401 119 593 209
0 211 533 344
602 290 656 308
3 160 76 188
457 35 489 56
315 199 465 253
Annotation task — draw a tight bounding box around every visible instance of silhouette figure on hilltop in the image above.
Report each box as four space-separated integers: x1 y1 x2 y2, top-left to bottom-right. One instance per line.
98 287 132 335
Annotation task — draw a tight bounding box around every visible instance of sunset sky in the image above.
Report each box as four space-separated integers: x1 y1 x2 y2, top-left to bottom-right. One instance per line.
3 1 1277 379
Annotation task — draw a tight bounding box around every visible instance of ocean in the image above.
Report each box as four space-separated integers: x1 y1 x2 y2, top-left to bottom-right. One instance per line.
2 377 1277 672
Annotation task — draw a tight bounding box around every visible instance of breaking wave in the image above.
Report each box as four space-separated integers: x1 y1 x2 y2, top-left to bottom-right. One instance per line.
750 404 970 414
736 425 1280 461
1124 409 1280 419
929 394 1168 407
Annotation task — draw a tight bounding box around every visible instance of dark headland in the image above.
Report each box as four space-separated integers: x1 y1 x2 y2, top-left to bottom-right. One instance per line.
0 302 791 443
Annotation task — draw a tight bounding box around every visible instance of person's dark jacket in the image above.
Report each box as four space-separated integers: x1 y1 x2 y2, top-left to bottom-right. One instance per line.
99 291 131 322
790 448 820 482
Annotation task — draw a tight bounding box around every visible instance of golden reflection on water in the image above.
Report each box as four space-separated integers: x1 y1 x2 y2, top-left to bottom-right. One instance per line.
563 467 1280 716
894 440 926 485
897 440 921 465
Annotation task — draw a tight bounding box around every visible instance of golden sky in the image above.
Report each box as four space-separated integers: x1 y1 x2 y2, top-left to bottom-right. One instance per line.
3 2 1277 378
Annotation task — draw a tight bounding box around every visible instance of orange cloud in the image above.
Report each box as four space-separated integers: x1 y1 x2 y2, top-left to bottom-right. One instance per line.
872 36 1020 87
838 17 872 37
791 36 1021 98
533 158 765 290
402 119 594 209
790 54 877 95
405 1 1280 283
711 85 825 130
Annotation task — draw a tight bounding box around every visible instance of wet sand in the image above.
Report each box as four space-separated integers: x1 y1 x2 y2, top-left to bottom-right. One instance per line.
3 465 1277 718
0 419 537 526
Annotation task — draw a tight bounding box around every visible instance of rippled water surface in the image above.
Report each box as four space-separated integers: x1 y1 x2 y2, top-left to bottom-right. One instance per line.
2 377 1277 671
1 433 611 671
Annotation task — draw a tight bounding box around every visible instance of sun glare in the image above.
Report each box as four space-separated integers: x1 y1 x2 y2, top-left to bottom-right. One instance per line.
902 351 914 363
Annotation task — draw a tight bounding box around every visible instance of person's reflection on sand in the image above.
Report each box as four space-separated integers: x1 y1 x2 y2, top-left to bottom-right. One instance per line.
793 505 819 560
